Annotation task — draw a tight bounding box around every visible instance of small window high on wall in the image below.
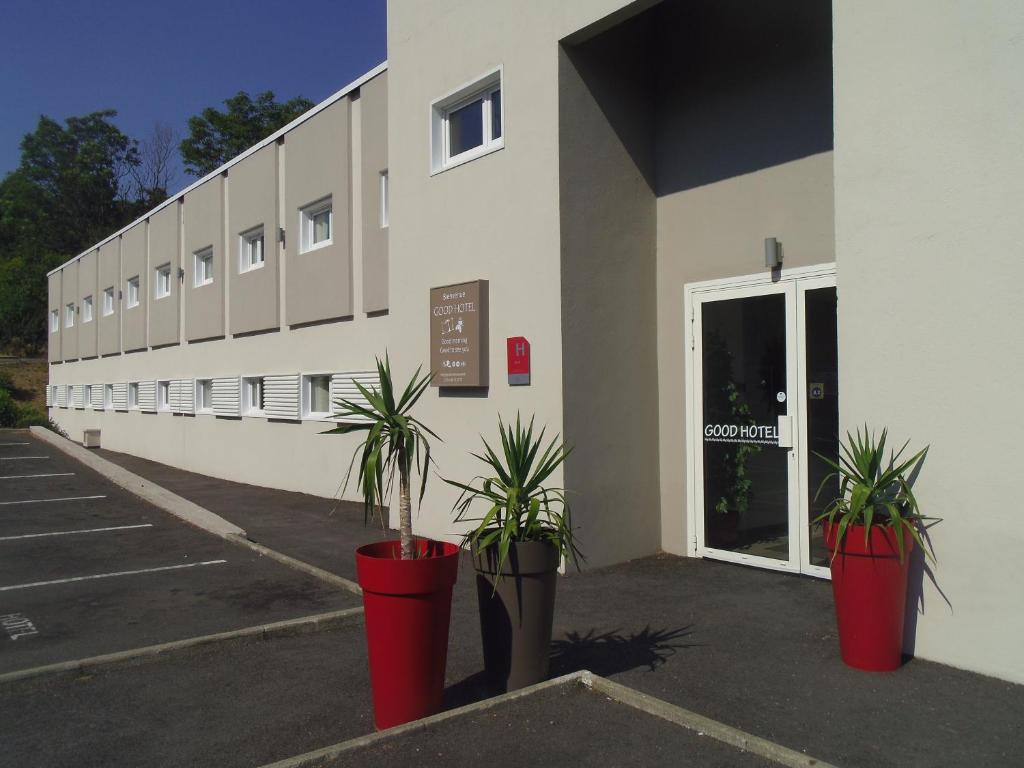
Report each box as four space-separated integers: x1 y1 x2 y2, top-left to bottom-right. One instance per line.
126 277 140 308
154 264 171 299
240 226 265 272
431 68 503 174
103 287 115 316
82 296 93 323
50 309 58 333
300 199 332 253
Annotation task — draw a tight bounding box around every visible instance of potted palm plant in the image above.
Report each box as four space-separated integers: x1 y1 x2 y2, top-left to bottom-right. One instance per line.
445 414 582 693
325 355 458 729
815 426 931 672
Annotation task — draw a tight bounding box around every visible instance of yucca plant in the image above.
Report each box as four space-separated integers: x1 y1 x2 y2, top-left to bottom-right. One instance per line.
323 355 438 560
814 426 931 563
445 413 582 578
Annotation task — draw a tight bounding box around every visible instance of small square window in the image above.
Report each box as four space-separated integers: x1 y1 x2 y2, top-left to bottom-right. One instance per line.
240 227 265 272
157 380 170 410
302 374 331 418
431 70 503 173
300 199 332 253
65 303 75 328
126 276 140 308
104 384 113 409
380 171 389 229
194 247 214 287
242 376 265 416
128 382 139 409
82 296 93 323
103 287 115 316
154 264 171 299
50 309 59 333
196 379 213 414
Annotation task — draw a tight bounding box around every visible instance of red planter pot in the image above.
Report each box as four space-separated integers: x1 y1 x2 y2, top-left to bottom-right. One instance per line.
355 539 460 730
824 522 913 672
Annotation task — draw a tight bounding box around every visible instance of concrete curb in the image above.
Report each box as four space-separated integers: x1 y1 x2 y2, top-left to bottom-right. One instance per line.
230 534 362 596
28 426 245 538
259 670 837 768
0 606 364 685
257 671 589 768
583 672 837 768
27 426 362 596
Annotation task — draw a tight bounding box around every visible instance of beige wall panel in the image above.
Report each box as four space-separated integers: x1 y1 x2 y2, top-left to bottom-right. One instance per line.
60 261 78 361
284 99 352 325
77 250 98 358
360 71 389 313
98 239 121 355
149 202 181 347
184 177 226 341
228 145 279 334
834 0 1024 683
47 271 62 363
122 222 148 352
559 29 661 568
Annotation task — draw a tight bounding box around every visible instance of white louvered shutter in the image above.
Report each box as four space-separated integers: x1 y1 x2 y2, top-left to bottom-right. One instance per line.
263 374 300 420
75 385 87 408
112 383 128 410
330 370 381 423
168 380 181 412
212 377 241 417
113 383 128 410
56 385 68 408
45 386 53 407
179 378 194 415
169 378 193 415
137 380 156 412
90 384 104 409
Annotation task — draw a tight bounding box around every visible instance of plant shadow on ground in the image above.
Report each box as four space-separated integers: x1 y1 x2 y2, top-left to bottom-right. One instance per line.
444 625 697 710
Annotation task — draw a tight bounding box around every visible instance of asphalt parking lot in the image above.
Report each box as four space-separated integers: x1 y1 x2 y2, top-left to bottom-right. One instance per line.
0 432 359 674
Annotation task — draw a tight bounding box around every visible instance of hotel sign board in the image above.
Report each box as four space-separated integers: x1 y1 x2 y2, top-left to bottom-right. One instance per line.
430 279 489 387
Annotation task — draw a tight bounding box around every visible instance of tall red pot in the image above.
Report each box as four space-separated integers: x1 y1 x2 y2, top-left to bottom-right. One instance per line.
355 539 460 729
824 522 913 672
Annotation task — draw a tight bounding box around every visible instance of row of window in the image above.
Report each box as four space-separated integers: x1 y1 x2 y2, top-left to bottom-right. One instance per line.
47 372 372 422
52 68 504 337
48 190 371 334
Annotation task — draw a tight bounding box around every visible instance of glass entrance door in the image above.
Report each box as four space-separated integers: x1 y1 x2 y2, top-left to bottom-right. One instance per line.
691 272 837 577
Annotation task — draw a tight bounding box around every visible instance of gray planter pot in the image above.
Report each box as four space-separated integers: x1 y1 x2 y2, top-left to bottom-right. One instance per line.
473 539 560 693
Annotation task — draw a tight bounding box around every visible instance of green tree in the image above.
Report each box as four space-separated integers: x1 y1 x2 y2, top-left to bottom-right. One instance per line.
179 91 314 177
0 110 145 353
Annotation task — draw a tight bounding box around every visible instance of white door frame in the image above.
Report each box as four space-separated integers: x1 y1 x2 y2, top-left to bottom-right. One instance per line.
684 263 836 578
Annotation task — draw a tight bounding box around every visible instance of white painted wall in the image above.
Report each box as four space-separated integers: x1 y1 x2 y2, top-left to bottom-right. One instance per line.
834 0 1024 682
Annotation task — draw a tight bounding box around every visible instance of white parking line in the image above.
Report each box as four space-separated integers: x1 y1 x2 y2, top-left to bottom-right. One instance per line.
0 473 75 480
0 560 228 592
0 495 106 506
0 524 153 542
0 456 49 461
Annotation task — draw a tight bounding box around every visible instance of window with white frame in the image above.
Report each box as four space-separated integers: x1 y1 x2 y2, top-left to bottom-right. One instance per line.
103 287 115 316
157 380 170 410
50 309 59 333
65 302 75 327
82 295 93 322
299 198 332 253
431 70 503 173
85 384 93 405
194 247 214 286
302 374 331 419
242 376 265 416
104 384 113 409
128 382 139 409
240 226 265 272
154 264 171 299
126 276 140 308
380 171 389 228
195 379 213 414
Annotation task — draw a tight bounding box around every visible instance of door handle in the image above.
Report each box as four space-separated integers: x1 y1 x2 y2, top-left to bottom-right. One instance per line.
777 415 793 449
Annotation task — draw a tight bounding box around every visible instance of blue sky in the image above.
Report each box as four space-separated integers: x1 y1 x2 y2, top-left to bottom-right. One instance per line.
1 0 386 189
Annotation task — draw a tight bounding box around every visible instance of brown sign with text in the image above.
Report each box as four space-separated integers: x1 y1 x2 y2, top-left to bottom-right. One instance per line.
430 279 489 387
